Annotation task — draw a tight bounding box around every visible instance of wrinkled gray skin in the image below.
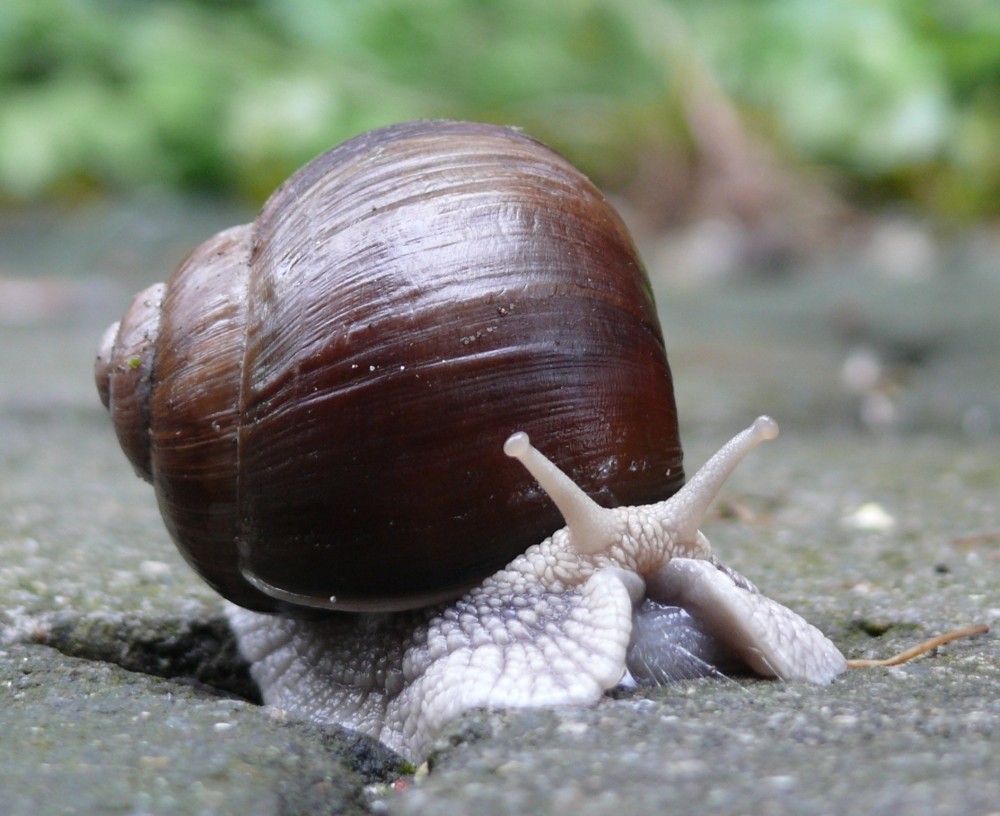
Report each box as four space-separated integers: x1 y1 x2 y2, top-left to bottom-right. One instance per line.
228 417 846 762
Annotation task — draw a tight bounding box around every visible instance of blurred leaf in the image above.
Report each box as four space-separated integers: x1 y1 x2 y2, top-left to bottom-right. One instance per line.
1 0 999 222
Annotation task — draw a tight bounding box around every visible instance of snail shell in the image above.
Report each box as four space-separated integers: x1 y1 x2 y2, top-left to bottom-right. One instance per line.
95 120 684 614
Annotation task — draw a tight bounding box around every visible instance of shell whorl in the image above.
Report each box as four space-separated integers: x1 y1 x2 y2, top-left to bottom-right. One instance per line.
95 282 165 481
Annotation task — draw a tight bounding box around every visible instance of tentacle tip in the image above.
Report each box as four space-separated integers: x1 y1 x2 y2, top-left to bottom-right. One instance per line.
753 415 779 441
503 431 530 459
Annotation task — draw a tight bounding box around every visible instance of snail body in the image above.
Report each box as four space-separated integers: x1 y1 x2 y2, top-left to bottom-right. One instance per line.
97 121 845 761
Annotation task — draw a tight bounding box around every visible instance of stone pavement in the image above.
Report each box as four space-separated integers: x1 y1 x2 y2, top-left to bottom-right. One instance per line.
1 204 997 814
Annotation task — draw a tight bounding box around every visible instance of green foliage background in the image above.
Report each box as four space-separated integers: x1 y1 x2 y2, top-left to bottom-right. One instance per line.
2 0 999 221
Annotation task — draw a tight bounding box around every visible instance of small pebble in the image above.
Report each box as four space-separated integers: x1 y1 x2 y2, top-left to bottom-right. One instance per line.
842 502 897 533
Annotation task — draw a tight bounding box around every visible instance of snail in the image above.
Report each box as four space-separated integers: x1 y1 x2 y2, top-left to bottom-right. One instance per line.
95 120 847 762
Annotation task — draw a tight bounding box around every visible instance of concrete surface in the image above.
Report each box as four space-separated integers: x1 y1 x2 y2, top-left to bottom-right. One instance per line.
1 200 997 814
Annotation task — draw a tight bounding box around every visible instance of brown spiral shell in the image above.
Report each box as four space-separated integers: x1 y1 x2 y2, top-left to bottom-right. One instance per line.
95 120 685 613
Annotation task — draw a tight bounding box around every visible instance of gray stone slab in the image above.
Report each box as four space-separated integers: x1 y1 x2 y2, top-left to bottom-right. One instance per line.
0 643 369 816
1 203 997 814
